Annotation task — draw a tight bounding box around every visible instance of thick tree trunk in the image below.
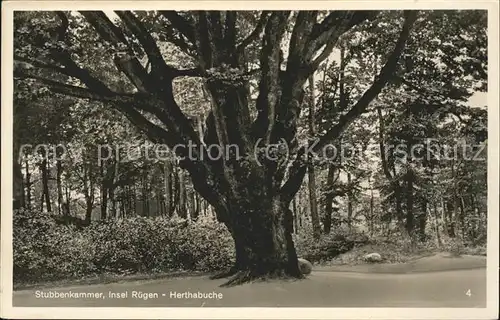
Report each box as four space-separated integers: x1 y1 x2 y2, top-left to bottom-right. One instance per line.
213 195 303 286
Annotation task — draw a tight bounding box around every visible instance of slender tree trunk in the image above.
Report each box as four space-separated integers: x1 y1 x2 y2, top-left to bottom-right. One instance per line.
191 192 200 220
451 160 460 240
85 198 93 224
40 158 52 212
347 172 353 230
131 184 137 217
100 164 108 220
323 163 336 234
109 160 118 219
163 160 171 216
369 175 375 237
25 157 31 210
405 168 415 240
418 200 428 242
171 165 180 217
83 165 94 225
445 199 455 237
307 74 321 239
56 159 63 215
433 200 442 247
178 169 187 219
459 196 466 240
292 197 298 234
101 185 108 220
13 139 24 210
141 172 149 217
377 105 404 233
64 181 71 216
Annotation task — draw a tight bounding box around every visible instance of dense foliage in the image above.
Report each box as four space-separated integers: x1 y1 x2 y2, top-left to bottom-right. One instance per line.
13 209 234 283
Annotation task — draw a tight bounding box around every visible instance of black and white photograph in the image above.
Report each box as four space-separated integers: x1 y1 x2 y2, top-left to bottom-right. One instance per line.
1 1 499 319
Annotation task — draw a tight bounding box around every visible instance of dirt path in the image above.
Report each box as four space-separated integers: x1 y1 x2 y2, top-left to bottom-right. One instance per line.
13 267 486 307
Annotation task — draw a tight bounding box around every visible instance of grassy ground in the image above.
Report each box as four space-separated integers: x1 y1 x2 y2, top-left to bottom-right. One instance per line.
325 241 487 266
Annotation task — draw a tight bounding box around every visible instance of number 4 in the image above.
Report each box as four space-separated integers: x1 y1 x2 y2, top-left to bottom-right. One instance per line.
466 289 472 297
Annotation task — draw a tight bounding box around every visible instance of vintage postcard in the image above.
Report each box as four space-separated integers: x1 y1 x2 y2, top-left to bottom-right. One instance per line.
1 1 499 319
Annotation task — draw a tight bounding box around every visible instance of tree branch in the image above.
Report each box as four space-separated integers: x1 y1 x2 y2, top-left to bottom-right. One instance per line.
307 11 377 71
115 11 170 71
14 68 129 103
236 11 270 58
280 10 418 202
54 11 69 41
194 11 214 70
159 11 196 45
314 11 418 152
79 11 129 46
254 11 291 144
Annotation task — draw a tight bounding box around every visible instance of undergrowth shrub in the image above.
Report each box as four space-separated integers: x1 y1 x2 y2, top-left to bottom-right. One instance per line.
294 228 369 264
13 209 234 283
13 209 96 282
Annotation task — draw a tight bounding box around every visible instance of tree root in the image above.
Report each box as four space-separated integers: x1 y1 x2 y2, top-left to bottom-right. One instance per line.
209 266 239 280
218 269 304 287
220 271 255 287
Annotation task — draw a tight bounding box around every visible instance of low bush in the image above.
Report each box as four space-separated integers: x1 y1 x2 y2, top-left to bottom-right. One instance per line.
13 209 235 283
294 229 369 264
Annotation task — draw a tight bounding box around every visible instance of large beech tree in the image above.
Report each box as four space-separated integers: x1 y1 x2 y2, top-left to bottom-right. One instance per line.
14 10 417 284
